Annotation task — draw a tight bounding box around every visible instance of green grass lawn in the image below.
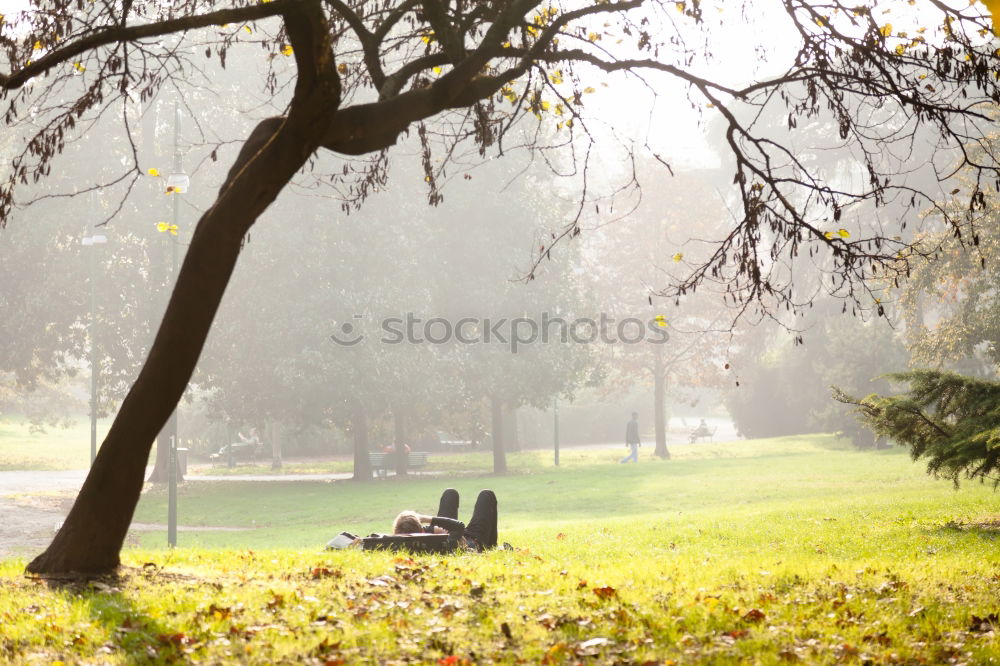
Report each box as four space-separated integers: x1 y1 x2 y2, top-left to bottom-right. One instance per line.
0 418 112 471
3 434 1000 663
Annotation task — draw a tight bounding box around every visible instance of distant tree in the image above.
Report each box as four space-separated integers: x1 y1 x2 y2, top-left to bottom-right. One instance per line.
585 169 733 458
893 158 1000 375
9 0 1000 575
834 370 1000 486
725 301 908 443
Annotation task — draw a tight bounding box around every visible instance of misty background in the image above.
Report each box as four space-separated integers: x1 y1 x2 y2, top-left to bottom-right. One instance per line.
0 12 980 471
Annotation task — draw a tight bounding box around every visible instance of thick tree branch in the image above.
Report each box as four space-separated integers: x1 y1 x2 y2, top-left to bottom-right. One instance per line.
0 1 294 89
421 0 465 62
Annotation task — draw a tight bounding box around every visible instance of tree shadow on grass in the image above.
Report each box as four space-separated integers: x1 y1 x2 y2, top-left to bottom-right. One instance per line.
31 566 196 664
931 518 1000 542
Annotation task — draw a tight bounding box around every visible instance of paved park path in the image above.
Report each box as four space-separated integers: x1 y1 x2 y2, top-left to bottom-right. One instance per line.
0 467 383 559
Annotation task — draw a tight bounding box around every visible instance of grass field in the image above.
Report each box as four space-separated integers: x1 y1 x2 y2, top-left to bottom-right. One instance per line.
3 434 1000 663
0 419 112 471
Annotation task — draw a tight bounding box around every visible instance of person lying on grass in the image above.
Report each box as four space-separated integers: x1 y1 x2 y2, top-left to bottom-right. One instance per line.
393 488 497 552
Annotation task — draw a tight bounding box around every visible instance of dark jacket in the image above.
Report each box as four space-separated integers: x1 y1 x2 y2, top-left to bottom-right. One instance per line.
427 516 483 551
626 419 640 445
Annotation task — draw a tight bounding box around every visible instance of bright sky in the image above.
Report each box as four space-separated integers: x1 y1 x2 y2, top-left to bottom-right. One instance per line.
0 0 986 173
577 0 989 170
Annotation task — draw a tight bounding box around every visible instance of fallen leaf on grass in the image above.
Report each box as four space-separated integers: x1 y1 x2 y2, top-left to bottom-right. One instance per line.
970 613 999 632
311 566 342 579
742 608 766 623
592 586 617 600
542 642 569 664
862 631 892 646
575 637 610 656
157 632 188 647
367 575 396 587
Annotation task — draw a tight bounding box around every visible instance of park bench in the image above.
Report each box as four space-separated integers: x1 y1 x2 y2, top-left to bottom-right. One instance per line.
689 426 717 444
368 451 430 478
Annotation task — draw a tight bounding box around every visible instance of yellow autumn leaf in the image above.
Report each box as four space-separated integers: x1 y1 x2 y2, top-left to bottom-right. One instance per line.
337 63 347 74
654 315 668 327
824 231 835 239
583 86 596 94
280 44 293 56
587 32 600 42
147 168 160 177
243 25 252 34
156 221 169 232
984 0 1000 34
32 40 42 50
672 252 683 262
432 66 442 74
73 62 85 72
879 23 892 37
837 228 850 238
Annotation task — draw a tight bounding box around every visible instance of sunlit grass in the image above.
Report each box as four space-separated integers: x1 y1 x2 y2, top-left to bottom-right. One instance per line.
5 433 1000 662
0 418 111 471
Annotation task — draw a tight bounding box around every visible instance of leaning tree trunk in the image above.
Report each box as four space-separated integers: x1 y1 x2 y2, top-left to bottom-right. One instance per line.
490 394 507 474
653 347 670 459
393 407 407 478
351 402 372 481
26 7 340 574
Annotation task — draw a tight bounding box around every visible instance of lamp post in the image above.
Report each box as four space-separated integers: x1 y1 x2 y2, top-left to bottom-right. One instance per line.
165 100 190 548
81 232 107 467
